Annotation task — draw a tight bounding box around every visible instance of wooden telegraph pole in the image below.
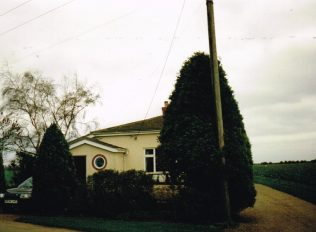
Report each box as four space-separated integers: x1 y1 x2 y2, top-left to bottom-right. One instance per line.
206 0 232 223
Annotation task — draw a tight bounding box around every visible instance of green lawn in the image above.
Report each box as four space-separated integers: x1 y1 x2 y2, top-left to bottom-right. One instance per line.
17 216 221 232
253 163 316 204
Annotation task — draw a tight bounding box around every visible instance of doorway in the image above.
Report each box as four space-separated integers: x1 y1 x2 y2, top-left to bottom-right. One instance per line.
73 156 86 184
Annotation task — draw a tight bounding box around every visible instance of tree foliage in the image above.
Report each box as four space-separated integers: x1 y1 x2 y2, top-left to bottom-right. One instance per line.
9 151 35 186
158 52 256 221
0 114 21 191
32 123 78 214
0 70 100 154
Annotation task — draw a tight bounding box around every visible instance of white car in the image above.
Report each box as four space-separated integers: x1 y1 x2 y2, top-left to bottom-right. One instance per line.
0 177 32 211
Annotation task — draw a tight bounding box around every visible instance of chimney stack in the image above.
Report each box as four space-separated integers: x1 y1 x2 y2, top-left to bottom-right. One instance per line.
162 101 169 115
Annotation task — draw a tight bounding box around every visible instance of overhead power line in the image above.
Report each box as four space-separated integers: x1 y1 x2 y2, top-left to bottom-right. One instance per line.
0 0 33 17
0 0 77 37
142 0 186 122
12 8 138 64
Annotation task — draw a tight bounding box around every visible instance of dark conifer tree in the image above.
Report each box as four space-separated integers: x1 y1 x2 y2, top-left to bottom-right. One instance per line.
158 52 256 221
0 154 5 192
32 123 78 214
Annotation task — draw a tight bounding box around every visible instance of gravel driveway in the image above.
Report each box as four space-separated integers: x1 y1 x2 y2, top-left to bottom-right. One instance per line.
225 184 316 232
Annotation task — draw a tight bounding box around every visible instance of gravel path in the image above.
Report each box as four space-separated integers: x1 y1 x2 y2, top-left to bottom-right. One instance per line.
225 184 316 232
0 214 79 232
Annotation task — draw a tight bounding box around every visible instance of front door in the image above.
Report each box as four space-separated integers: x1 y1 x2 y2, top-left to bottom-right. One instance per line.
73 156 86 184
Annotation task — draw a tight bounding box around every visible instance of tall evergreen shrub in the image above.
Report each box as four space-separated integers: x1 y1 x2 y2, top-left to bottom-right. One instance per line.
32 124 78 214
158 52 256 221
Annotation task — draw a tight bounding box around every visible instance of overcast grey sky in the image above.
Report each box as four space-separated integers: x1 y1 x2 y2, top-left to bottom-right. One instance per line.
1 0 315 163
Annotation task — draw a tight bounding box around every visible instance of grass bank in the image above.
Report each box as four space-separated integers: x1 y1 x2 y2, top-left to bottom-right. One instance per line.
254 176 316 204
17 216 220 232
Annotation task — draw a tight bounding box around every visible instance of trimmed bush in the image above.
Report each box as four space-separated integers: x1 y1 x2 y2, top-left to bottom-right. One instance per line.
87 170 121 217
119 170 155 211
87 170 154 217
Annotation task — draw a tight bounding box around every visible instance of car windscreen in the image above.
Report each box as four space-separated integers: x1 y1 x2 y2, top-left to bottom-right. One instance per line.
18 177 32 189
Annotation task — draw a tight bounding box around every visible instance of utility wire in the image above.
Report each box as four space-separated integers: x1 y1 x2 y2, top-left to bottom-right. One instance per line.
0 0 33 17
0 0 77 37
141 0 186 125
12 8 138 64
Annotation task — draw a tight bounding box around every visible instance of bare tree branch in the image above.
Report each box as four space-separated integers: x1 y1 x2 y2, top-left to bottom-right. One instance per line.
0 69 100 154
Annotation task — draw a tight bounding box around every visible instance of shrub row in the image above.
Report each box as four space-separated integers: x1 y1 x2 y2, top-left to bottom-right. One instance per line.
86 169 155 217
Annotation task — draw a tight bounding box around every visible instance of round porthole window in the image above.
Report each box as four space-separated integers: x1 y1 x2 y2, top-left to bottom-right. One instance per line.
92 154 107 170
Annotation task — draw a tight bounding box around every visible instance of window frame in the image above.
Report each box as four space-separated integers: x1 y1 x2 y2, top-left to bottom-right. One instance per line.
144 148 160 173
92 154 107 171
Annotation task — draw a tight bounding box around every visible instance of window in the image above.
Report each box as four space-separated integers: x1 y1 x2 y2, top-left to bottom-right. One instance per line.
92 154 107 170
144 148 160 173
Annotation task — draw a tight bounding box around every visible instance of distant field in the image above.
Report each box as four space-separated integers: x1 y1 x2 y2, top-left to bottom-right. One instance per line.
253 163 316 204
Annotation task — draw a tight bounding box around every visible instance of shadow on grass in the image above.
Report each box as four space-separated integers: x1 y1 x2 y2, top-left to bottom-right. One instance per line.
16 215 221 232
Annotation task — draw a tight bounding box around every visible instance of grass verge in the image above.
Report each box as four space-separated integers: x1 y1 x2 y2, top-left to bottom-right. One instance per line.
254 176 316 204
17 215 220 232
